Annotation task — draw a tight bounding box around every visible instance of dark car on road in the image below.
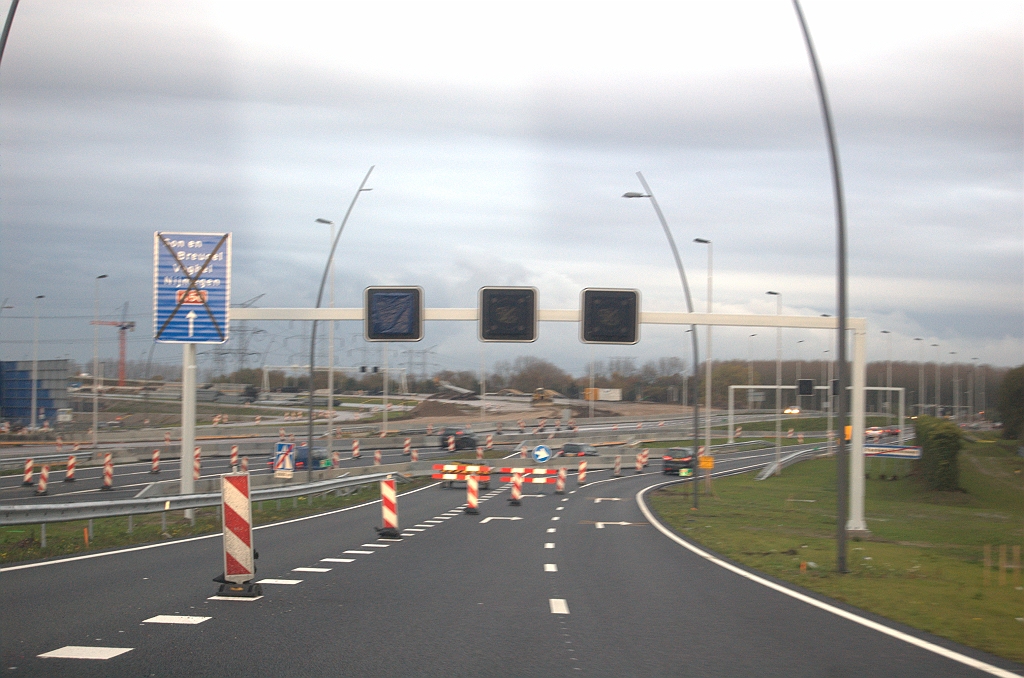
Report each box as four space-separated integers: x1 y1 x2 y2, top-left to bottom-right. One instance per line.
437 426 476 451
555 442 599 457
267 443 332 470
662 447 697 476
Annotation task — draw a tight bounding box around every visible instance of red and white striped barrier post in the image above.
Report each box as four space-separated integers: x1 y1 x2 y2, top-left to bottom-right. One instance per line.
787 428 794 439
35 465 49 496
735 426 742 438
377 476 400 538
403 438 411 455
411 449 419 462
578 460 588 485
476 447 484 460
193 446 202 481
636 422 642 430
352 440 361 458
216 472 261 597
22 459 34 486
555 467 567 494
101 453 113 490
614 455 621 477
658 421 665 427
332 450 341 467
374 450 382 466
279 428 286 441
255 415 261 424
798 433 804 444
241 456 249 472
56 437 63 453
230 445 239 469
509 472 523 506
151 449 160 474
612 424 618 431
465 474 480 514
641 449 650 467
486 434 493 450
165 431 171 446
520 444 527 459
426 423 433 435
447 436 455 452
289 434 295 443
635 453 643 473
64 455 76 482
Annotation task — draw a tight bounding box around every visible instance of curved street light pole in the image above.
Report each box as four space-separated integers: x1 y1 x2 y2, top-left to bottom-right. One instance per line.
307 166 374 481
315 218 336 460
767 291 781 475
624 171 700 509
694 238 712 471
30 295 43 430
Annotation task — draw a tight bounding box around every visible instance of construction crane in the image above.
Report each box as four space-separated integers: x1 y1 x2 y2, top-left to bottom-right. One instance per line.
91 302 135 386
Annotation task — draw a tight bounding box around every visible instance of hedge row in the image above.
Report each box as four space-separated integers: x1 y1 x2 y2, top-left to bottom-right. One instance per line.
913 416 962 491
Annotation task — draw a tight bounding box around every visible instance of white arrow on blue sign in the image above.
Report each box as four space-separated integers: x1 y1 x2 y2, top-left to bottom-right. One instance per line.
153 232 231 343
532 445 552 463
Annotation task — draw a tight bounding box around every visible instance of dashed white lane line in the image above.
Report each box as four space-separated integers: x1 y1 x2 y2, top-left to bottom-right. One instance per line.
257 579 302 585
378 538 403 542
415 524 434 528
321 558 354 563
555 507 564 511
38 646 133 660
406 528 426 532
547 528 556 533
208 595 262 602
551 517 560 521
545 563 558 572
435 516 452 520
143 615 210 625
545 543 556 549
400 532 415 536
361 543 388 548
293 567 332 573
424 520 443 524
549 598 570 614
561 498 569 502
344 550 374 555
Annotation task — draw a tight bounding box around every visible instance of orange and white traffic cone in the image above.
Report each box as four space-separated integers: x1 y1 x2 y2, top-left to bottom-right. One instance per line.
509 472 523 506
101 453 113 490
22 459 34 486
578 460 587 485
64 455 76 482
151 449 160 474
465 474 480 514
376 476 401 539
555 467 566 494
35 465 49 496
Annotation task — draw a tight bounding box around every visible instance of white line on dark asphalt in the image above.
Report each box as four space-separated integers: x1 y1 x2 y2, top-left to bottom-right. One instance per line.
547 528 556 533
208 595 263 601
555 507 564 511
549 599 570 614
551 517 560 521
343 550 374 555
378 538 402 542
143 615 210 625
406 528 425 532
415 524 433 528
257 579 302 585
38 646 133 660
544 564 557 572
400 532 415 536
544 543 555 549
561 498 569 502
293 567 331 573
361 543 388 548
321 558 354 563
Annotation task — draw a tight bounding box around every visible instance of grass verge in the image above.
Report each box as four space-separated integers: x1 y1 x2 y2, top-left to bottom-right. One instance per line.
648 435 1024 663
0 477 436 566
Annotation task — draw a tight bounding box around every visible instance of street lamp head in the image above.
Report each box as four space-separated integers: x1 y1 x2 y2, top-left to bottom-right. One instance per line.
96 274 108 280
622 192 650 198
315 218 334 225
881 330 890 334
749 333 757 338
694 238 711 244
914 337 922 341
766 290 779 296
35 295 44 300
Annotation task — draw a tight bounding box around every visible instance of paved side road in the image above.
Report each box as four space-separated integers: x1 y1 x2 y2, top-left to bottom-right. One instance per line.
2 455 1020 677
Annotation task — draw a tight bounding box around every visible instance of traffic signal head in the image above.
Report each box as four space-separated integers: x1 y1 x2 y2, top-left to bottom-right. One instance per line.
479 287 537 342
580 288 639 344
797 379 814 396
364 287 423 342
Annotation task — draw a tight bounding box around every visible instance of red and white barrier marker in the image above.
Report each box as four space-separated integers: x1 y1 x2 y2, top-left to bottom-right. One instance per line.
73 442 80 453
509 472 523 505
374 450 382 465
612 424 618 431
241 456 249 472
465 474 480 514
658 421 665 427
164 432 171 446
486 434 493 450
255 415 261 424
520 445 527 459
35 465 49 496
352 440 361 458
193 446 202 481
64 455 76 482
798 433 804 443
377 476 400 538
787 428 794 439
447 436 455 452
614 455 621 476
641 449 649 467
279 428 286 441
476 447 484 460
332 450 341 467
735 426 742 438
216 472 261 597
230 445 239 468
151 449 161 474
411 449 419 462
578 460 587 485
426 423 433 435
636 453 644 473
22 459 34 486
403 438 411 455
56 437 63 453
101 453 113 490
636 422 642 430
555 467 567 494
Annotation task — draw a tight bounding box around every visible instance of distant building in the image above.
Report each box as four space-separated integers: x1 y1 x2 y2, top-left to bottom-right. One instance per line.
0 359 72 426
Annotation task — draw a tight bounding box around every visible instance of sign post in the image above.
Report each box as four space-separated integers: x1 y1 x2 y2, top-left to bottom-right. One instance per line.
153 232 231 518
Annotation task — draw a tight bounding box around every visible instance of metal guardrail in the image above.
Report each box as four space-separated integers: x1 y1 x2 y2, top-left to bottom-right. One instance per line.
0 472 393 526
755 446 826 480
0 452 97 470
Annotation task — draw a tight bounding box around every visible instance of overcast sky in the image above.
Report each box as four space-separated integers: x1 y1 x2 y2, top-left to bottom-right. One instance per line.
0 0 1021 381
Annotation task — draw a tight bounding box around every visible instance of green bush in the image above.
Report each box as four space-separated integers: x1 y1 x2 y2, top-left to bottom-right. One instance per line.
913 416 962 491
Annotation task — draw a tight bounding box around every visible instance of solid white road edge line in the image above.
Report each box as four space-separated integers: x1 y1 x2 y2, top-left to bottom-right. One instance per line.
0 481 441 572
635 480 1021 678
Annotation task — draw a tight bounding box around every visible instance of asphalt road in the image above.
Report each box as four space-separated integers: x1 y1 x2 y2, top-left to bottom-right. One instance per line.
2 449 1020 677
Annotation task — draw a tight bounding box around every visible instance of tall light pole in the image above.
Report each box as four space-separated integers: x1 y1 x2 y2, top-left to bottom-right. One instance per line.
92 275 108 447
881 330 892 426
970 357 979 421
795 339 804 410
949 351 958 421
624 172 700 509
931 343 940 416
747 333 757 410
315 218 336 460
308 166 374 481
694 238 712 459
30 295 43 430
766 291 782 475
914 337 924 417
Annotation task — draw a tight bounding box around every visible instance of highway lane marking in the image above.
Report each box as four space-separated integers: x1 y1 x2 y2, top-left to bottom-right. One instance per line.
321 558 355 563
257 578 302 585
635 479 1022 678
479 516 522 523
593 498 621 503
545 543 556 549
208 595 262 601
545 563 558 572
561 498 569 502
415 524 435 528
593 521 645 529
1 480 446 571
294 567 332 572
547 528 556 533
549 598 570 614
406 528 426 532
555 507 564 511
361 543 388 548
343 550 374 555
423 520 443 524
378 538 402 542
38 646 133 660
435 516 452 520
551 517 560 521
142 615 210 625
400 532 416 536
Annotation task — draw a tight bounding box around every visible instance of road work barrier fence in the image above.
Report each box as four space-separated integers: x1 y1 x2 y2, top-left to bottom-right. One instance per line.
151 449 160 474
377 476 400 538
465 475 480 514
101 453 113 490
64 455 76 482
